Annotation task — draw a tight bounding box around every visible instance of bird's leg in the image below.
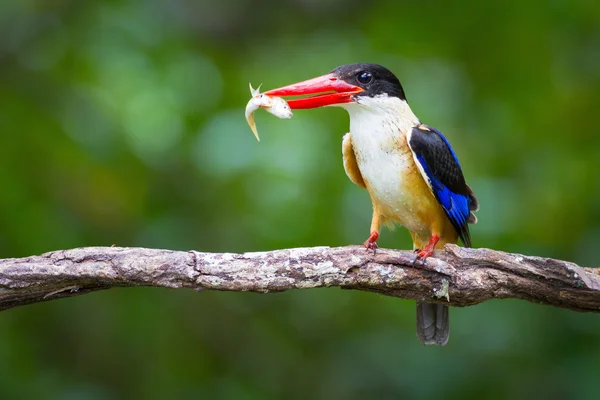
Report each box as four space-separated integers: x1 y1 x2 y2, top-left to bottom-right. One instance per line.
364 212 381 253
415 234 440 261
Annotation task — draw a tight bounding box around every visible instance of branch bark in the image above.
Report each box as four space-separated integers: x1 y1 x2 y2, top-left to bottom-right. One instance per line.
0 245 598 312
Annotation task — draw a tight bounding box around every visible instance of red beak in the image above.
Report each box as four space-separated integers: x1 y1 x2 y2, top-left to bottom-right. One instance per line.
264 73 364 109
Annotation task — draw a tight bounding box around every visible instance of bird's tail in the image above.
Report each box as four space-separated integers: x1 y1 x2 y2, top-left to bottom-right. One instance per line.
416 301 449 346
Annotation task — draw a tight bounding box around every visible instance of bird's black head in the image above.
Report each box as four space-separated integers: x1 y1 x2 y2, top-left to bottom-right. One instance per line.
331 63 406 101
264 63 406 109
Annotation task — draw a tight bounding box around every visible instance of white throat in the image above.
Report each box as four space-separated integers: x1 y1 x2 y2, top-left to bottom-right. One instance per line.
341 95 420 137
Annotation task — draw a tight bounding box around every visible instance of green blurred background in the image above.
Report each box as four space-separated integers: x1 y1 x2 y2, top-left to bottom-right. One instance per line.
1 0 599 399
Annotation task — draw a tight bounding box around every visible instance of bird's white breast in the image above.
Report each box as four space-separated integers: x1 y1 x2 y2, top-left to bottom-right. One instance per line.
342 96 430 233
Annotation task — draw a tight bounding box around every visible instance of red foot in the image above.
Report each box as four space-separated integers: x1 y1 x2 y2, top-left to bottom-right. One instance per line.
414 234 440 263
363 231 379 253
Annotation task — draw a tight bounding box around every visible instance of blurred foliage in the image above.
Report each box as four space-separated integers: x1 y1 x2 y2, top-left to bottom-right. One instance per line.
0 0 599 399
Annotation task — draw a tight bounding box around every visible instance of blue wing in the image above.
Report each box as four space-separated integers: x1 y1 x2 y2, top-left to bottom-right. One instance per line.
408 125 478 247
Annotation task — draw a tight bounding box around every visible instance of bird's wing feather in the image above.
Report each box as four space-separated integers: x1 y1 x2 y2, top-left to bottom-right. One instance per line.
342 133 366 189
407 125 478 247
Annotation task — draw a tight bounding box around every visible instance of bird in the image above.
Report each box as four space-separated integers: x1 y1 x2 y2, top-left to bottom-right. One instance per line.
263 63 479 346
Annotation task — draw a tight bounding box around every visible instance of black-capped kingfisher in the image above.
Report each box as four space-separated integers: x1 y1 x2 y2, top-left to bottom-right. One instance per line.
263 63 479 346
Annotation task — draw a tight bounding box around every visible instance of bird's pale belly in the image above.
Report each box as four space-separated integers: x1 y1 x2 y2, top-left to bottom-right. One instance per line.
356 141 441 236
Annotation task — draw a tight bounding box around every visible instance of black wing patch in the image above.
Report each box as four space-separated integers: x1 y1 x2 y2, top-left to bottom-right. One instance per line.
409 125 478 247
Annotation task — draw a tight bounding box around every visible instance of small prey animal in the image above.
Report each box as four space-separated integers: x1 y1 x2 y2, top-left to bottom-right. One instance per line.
255 63 479 346
245 83 293 141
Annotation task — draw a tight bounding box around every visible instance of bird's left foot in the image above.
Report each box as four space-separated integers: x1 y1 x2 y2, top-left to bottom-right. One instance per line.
363 231 379 253
413 234 440 264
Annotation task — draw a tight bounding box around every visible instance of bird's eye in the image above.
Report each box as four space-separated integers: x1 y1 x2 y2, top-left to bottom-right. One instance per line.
357 71 373 84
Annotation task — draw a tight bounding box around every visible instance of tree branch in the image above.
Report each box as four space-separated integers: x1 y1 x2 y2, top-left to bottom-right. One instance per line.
0 245 598 312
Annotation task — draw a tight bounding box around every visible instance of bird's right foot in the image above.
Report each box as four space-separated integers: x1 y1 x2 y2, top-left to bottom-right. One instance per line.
363 231 379 253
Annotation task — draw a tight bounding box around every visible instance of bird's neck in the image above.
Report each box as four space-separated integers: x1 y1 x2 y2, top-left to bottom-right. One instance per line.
342 96 420 143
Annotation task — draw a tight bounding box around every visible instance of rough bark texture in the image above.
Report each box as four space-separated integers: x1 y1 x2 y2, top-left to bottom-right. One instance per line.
0 245 598 312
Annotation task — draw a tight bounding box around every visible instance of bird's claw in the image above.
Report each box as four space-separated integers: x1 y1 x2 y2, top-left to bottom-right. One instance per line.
411 234 439 266
364 241 378 253
363 231 379 254
412 247 434 266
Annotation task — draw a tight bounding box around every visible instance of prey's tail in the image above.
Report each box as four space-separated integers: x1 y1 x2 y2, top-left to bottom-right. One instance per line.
416 301 449 346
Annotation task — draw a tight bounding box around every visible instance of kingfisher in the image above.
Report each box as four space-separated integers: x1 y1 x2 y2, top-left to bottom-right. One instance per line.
262 63 479 346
